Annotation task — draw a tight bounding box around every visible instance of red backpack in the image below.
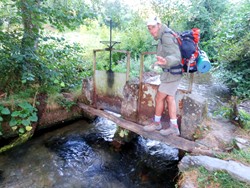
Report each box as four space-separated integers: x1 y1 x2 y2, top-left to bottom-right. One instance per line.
166 28 200 73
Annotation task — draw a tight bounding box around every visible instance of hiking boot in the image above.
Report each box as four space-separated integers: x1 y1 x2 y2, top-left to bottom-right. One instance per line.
160 123 180 136
143 120 162 132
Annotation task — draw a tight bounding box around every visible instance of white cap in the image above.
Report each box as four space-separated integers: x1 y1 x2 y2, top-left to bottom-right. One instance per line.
146 16 161 26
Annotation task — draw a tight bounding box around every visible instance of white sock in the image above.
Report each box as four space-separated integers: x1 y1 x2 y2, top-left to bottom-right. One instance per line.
170 119 178 125
154 115 161 122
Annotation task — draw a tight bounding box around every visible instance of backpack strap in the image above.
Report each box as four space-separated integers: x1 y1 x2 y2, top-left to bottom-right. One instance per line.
160 27 174 43
162 29 182 46
160 28 183 75
162 64 183 75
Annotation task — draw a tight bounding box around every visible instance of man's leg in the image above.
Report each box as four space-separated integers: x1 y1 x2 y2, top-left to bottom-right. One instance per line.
155 91 167 117
160 95 180 135
143 91 166 132
166 95 177 119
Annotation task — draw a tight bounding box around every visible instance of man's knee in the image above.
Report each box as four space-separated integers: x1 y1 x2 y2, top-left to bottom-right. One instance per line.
166 95 175 104
155 92 167 102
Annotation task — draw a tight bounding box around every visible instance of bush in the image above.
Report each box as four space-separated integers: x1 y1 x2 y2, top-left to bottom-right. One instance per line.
38 36 92 93
0 31 92 96
211 1 250 99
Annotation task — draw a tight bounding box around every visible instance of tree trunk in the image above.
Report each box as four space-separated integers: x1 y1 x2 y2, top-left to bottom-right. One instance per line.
20 0 40 52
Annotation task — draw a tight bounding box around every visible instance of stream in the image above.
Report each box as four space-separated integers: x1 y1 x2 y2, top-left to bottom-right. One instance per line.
0 118 179 188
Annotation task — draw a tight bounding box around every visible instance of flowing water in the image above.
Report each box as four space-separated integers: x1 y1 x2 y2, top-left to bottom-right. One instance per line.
0 118 179 188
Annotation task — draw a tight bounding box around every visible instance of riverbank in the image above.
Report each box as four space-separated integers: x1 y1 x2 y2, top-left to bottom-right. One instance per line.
178 117 250 187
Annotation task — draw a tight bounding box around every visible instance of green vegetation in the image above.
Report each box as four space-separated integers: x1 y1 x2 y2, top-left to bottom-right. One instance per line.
1 0 249 99
238 109 250 130
215 135 250 166
214 105 234 119
0 105 11 136
9 102 38 135
55 95 76 112
212 0 250 99
217 148 250 166
197 167 250 188
213 99 250 131
0 102 38 136
0 0 249 185
0 0 95 96
118 128 129 138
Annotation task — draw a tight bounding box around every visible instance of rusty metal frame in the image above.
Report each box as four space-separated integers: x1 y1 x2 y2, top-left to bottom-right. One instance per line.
137 51 157 121
93 49 131 108
137 51 194 121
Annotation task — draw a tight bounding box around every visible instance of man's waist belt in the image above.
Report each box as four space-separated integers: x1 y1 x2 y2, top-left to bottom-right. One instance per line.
162 64 182 75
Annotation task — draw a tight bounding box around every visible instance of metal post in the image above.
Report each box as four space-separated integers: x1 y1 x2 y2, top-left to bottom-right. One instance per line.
93 50 97 108
137 51 157 122
126 51 131 81
109 19 112 71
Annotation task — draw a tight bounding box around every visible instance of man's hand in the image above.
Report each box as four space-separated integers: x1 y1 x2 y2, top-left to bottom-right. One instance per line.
155 56 167 65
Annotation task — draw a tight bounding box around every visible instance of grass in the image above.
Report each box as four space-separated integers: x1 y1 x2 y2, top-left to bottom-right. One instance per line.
216 148 250 166
0 89 38 109
197 167 250 188
230 148 250 164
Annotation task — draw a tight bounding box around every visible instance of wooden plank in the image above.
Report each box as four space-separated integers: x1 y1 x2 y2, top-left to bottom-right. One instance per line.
78 103 221 156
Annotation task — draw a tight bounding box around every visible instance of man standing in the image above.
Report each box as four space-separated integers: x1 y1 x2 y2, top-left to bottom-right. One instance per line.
143 16 182 136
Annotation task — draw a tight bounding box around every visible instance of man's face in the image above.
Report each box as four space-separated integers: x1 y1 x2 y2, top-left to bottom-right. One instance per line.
147 24 160 38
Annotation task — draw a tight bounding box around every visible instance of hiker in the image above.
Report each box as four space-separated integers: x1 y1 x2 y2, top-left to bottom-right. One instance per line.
143 16 182 136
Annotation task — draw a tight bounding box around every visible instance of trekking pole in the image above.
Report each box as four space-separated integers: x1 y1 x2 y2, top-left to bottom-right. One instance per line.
187 55 195 93
188 73 194 93
187 56 193 81
187 59 191 78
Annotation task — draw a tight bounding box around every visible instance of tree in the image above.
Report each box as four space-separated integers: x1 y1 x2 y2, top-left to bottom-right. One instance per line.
0 0 96 93
150 0 188 30
212 0 250 98
184 0 228 42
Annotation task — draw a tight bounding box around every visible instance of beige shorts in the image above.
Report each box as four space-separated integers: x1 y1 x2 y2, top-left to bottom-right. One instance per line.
158 80 181 96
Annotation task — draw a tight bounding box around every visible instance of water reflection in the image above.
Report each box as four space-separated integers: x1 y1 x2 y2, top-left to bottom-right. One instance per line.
0 118 179 188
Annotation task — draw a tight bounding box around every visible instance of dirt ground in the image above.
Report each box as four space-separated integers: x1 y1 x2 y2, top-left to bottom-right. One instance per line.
198 118 237 151
199 117 250 151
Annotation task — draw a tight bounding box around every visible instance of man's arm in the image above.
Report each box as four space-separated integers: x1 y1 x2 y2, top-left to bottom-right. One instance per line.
158 33 181 67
